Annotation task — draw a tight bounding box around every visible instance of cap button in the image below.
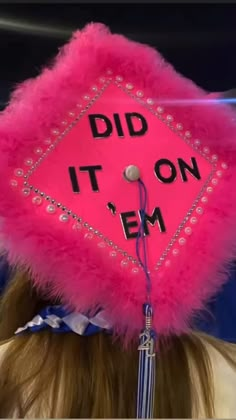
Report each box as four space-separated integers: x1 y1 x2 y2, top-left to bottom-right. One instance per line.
124 165 140 182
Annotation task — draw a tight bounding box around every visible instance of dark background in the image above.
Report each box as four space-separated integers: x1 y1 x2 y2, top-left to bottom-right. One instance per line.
0 3 236 110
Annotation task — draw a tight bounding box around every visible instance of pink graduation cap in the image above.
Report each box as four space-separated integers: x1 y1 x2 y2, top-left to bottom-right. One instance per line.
1 23 236 417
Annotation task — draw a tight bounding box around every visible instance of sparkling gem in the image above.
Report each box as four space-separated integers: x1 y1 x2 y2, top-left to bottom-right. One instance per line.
221 162 228 169
68 111 75 117
132 267 139 274
34 147 43 155
211 154 218 162
44 138 52 144
116 76 123 82
136 90 144 98
51 129 60 136
185 227 192 235
207 186 213 193
121 259 128 267
98 242 106 248
157 106 164 114
83 95 90 101
59 214 69 223
110 251 117 258
194 139 201 146
61 120 68 126
10 179 18 187
165 260 171 267
203 147 210 154
126 83 133 90
32 196 42 205
179 237 186 245
72 223 82 230
196 207 204 215
147 98 154 105
201 196 208 203
22 188 30 197
84 232 93 240
190 217 198 224
176 123 183 130
185 131 191 138
172 248 179 256
212 178 218 185
166 115 173 122
24 158 33 166
216 170 223 177
14 168 24 177
47 204 56 214
91 85 98 92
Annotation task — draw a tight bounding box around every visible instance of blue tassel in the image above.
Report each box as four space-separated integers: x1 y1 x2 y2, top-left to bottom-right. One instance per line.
136 303 156 419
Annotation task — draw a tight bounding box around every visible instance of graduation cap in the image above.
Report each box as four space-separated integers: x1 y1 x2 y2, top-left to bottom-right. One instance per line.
1 24 236 418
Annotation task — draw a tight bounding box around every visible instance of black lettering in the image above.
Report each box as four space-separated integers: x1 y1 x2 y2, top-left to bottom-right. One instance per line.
79 165 102 191
68 167 80 193
154 159 177 183
178 157 201 182
120 211 139 239
125 113 148 137
113 113 124 137
88 114 112 138
139 207 166 235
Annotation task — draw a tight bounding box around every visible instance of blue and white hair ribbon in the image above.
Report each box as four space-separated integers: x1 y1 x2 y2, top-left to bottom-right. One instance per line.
136 179 157 419
15 306 112 336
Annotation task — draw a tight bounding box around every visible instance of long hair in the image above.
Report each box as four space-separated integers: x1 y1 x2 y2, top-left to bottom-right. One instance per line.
0 271 235 418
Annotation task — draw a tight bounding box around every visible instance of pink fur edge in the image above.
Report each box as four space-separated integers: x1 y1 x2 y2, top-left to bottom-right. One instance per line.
0 23 236 340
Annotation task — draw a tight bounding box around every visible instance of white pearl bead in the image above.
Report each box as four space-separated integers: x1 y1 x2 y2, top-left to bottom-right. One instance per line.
124 165 140 181
185 227 192 235
194 139 201 146
166 115 173 122
211 154 218 162
84 233 93 240
207 186 213 193
110 251 117 258
157 106 164 114
91 86 98 92
34 148 43 155
72 222 82 230
83 95 90 101
176 123 183 130
201 196 208 203
196 207 203 215
10 179 18 187
47 205 56 214
51 129 60 136
121 259 128 267
190 217 198 224
212 178 218 185
147 98 154 105
132 267 139 274
22 188 30 197
61 120 68 126
179 237 186 245
24 158 33 166
126 83 133 90
44 138 52 144
216 170 223 177
136 90 144 98
185 131 191 138
59 214 69 223
116 76 123 82
172 248 179 256
14 168 24 177
221 162 228 169
68 111 75 117
99 77 106 83
32 196 42 206
203 147 210 154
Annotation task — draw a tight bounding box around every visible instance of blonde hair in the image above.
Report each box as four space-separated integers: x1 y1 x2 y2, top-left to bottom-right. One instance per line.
0 270 235 418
